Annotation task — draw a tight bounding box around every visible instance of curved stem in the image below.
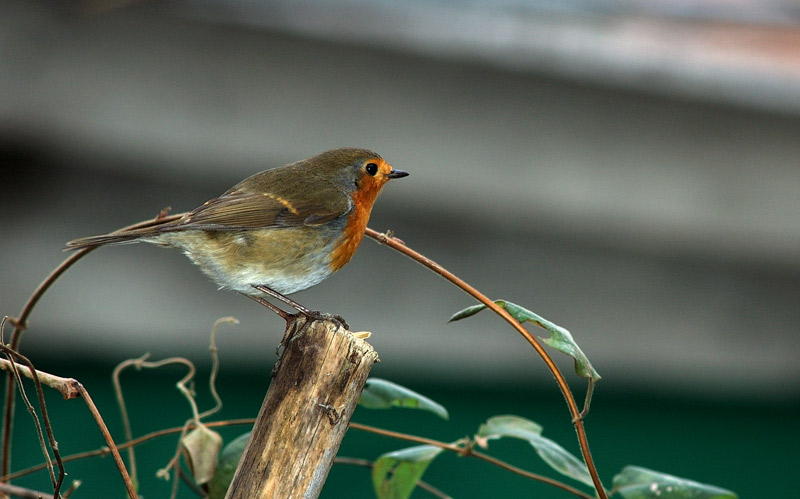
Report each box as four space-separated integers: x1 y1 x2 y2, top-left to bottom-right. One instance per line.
365 228 607 498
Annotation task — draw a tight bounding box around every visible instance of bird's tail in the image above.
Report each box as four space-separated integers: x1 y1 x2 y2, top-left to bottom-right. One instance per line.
66 231 146 249
65 212 186 251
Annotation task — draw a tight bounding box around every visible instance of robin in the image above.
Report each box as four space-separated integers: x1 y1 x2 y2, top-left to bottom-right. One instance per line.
66 148 408 325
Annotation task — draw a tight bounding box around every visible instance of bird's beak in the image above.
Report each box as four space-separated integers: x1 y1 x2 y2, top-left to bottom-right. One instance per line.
388 169 409 179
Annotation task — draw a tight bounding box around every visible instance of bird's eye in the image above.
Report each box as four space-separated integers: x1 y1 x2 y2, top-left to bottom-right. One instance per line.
365 162 379 176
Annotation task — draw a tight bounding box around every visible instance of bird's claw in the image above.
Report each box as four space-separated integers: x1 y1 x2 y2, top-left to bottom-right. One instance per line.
300 311 350 331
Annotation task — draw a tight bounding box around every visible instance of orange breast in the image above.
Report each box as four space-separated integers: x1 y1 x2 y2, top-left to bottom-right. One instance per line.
328 173 386 271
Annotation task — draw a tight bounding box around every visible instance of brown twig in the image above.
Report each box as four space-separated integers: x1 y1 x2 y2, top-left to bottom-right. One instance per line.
0 345 65 494
198 317 232 421
365 227 607 498
0 481 55 498
61 479 82 498
112 354 150 488
77 383 137 498
348 422 463 453
0 358 81 400
348 422 594 499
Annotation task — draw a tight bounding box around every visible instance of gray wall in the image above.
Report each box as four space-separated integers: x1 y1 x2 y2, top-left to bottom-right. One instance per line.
2 1 798 399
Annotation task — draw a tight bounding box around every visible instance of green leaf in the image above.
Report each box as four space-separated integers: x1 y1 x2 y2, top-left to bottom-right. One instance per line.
359 378 449 420
207 432 250 499
527 433 594 488
613 466 738 498
450 300 600 380
448 303 488 322
372 445 443 499
476 414 543 442
475 415 593 487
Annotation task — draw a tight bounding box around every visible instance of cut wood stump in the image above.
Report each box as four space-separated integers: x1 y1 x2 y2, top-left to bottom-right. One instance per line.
225 316 379 498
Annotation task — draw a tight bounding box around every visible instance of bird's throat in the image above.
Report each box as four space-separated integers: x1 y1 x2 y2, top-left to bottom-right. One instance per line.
328 180 383 271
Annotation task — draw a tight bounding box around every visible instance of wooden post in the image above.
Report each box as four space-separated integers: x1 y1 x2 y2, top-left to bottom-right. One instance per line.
225 317 379 498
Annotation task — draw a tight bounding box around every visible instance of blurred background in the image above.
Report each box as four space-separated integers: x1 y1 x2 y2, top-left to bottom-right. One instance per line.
2 0 798 497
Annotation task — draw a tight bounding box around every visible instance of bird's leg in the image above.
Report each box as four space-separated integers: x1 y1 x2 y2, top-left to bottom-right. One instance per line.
250 284 350 330
244 291 308 359
252 284 313 315
245 293 294 322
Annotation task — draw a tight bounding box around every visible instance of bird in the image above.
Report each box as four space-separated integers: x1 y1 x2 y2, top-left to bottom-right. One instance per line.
66 148 408 326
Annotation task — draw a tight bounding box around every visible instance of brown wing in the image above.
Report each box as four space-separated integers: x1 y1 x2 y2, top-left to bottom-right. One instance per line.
164 187 352 231
66 174 354 250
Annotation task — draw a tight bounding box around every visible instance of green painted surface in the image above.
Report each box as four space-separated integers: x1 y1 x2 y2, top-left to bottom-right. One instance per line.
5 364 795 498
